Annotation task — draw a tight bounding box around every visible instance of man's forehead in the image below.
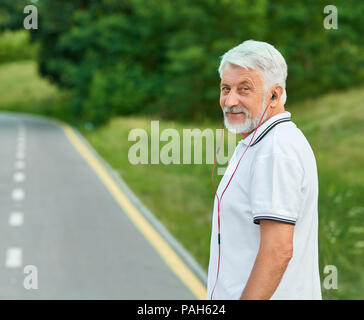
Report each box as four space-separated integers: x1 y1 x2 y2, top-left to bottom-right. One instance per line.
220 64 262 85
220 79 254 86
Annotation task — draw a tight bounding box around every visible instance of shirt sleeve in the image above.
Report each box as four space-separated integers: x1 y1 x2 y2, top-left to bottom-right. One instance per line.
250 152 304 225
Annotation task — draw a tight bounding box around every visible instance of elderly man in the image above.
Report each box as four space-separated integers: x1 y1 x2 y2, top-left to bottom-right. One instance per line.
207 40 321 300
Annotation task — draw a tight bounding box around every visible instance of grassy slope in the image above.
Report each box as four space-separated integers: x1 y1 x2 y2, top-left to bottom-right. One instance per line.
0 60 72 121
1 60 363 299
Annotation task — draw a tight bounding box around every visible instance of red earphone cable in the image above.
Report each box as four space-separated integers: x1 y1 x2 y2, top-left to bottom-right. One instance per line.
210 122 224 300
210 106 270 299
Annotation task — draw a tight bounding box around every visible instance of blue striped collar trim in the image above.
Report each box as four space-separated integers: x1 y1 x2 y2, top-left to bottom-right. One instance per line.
239 111 291 147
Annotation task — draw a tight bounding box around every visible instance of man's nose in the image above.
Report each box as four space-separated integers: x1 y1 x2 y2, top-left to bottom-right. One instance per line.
224 90 239 107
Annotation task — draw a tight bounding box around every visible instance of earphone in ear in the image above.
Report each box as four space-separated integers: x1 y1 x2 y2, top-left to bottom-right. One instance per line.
272 93 276 99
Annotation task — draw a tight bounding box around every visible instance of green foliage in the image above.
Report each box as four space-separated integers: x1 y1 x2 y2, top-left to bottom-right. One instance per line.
0 61 72 123
1 0 363 125
0 30 38 63
83 62 157 124
0 0 26 31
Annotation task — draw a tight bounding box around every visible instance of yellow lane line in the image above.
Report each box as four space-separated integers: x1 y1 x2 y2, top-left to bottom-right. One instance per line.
60 123 207 300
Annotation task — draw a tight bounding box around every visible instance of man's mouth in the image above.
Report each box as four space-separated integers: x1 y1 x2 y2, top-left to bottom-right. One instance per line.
227 111 245 115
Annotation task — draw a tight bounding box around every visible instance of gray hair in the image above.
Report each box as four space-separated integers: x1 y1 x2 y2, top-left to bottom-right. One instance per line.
218 40 288 105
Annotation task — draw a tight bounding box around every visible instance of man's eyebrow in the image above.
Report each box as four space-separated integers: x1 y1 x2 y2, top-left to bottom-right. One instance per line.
220 80 253 87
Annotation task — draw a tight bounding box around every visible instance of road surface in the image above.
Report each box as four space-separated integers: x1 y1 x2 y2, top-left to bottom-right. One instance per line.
0 112 204 299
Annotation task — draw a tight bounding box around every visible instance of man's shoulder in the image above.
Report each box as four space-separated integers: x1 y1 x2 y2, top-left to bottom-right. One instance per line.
274 120 306 144
258 120 312 160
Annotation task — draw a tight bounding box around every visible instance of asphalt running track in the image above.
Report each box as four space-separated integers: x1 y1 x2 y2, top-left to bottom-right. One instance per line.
0 112 206 299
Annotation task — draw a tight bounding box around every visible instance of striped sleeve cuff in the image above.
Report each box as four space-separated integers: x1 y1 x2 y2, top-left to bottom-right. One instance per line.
253 215 296 225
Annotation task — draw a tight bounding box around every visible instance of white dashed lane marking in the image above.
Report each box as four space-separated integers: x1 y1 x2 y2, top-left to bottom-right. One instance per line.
5 248 22 268
13 172 25 183
4 125 27 273
9 212 24 227
11 188 25 201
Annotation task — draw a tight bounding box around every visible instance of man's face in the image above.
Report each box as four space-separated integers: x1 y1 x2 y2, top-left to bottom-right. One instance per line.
220 64 268 134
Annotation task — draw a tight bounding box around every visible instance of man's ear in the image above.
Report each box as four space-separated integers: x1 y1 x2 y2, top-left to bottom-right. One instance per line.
270 85 284 107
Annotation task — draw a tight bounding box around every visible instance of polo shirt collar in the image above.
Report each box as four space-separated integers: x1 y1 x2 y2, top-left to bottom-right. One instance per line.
239 111 291 146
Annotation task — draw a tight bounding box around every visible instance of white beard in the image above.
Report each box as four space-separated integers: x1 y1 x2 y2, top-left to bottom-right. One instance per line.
223 96 268 134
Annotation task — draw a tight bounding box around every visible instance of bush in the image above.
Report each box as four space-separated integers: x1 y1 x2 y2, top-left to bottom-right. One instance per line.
0 30 38 64
83 62 156 124
3 0 362 125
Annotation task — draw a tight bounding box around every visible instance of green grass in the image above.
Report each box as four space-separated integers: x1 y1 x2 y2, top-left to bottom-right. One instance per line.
0 60 73 123
1 60 363 299
0 30 39 64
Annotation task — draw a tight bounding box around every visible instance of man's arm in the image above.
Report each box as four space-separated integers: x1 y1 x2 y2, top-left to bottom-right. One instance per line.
240 220 294 300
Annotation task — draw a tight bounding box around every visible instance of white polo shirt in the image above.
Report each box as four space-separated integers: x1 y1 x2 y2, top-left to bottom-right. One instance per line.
206 111 322 300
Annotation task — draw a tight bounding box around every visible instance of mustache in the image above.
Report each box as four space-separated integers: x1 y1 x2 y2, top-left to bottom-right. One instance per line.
223 106 249 114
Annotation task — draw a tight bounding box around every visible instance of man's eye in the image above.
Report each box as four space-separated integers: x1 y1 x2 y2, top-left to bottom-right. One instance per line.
240 87 249 91
221 87 230 92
